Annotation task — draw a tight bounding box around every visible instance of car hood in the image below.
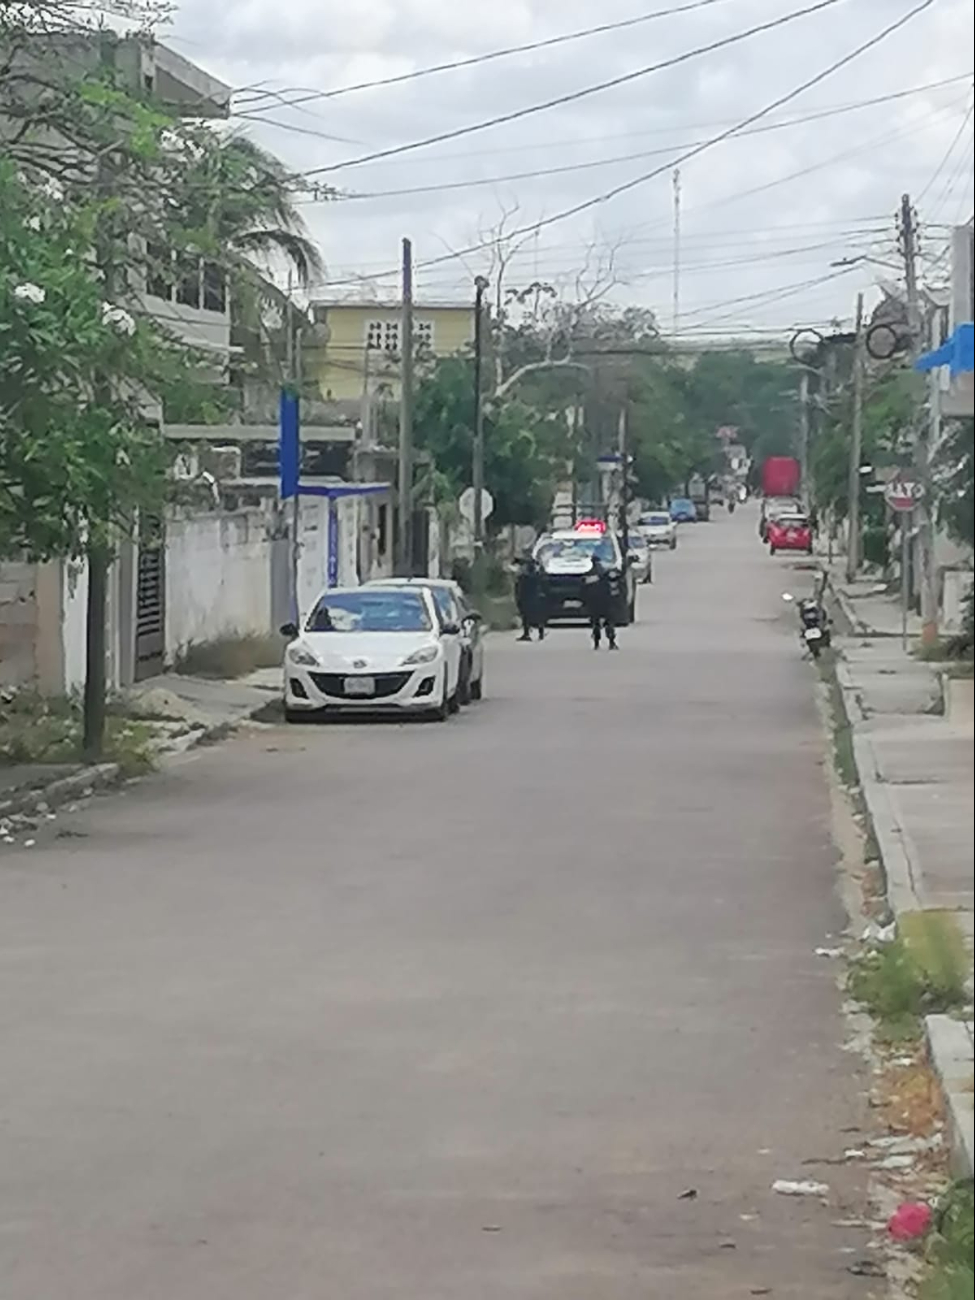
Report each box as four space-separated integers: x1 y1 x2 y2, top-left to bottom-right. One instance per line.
642 523 672 534
300 631 438 671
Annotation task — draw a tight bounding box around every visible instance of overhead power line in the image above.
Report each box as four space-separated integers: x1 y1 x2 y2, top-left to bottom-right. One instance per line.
312 77 971 203
301 0 846 177
306 0 936 291
232 0 741 114
917 96 975 202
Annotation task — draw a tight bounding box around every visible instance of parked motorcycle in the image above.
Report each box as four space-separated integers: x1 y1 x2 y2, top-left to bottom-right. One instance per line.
782 591 831 658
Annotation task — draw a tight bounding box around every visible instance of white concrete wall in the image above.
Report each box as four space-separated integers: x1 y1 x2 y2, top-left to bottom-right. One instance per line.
296 498 329 619
61 559 89 694
165 507 273 658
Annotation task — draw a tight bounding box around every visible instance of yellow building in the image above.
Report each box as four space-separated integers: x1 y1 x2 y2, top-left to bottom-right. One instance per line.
311 299 476 403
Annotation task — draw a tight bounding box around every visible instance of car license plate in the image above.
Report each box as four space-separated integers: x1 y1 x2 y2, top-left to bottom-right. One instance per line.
344 676 375 697
564 599 582 608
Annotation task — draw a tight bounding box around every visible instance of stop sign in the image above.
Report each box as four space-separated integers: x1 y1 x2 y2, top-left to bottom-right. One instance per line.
883 477 925 513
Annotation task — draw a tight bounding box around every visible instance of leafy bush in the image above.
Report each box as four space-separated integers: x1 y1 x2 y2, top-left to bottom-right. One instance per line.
848 913 969 1040
921 1181 974 1300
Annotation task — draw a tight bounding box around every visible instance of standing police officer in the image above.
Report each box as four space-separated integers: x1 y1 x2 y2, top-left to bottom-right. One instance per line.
582 556 620 650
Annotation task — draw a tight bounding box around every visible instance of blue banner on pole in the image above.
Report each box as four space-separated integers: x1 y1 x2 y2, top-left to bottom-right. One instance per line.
279 389 300 499
327 501 339 588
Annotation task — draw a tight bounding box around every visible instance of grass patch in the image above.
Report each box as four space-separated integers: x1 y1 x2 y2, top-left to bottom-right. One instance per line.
819 654 859 788
173 632 282 679
848 913 970 1042
0 691 156 776
921 1181 974 1300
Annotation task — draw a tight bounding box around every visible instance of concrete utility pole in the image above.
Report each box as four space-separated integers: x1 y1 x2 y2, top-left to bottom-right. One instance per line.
397 237 414 576
672 168 682 339
798 370 810 506
900 193 938 645
285 268 302 615
472 275 489 594
845 292 866 584
618 404 630 560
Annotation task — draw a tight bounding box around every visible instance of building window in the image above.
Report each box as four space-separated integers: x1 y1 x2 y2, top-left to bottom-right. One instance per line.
415 320 434 351
202 262 226 313
365 320 401 354
175 254 201 308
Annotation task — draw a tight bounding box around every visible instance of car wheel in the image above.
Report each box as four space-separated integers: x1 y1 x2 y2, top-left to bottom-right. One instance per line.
670 538 677 550
284 706 313 724
470 676 483 702
427 680 450 722
769 544 776 555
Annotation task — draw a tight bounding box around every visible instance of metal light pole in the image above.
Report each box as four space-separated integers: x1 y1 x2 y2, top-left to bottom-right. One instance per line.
472 275 489 595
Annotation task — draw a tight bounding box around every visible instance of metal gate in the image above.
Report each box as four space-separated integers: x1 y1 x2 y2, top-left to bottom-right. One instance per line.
134 525 165 680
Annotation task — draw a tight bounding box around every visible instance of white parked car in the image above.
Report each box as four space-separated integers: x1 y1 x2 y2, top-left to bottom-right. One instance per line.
638 510 678 550
281 585 463 722
625 531 653 584
365 577 485 702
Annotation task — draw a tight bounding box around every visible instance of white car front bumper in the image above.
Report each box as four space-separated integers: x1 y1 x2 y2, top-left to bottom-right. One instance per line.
284 661 446 712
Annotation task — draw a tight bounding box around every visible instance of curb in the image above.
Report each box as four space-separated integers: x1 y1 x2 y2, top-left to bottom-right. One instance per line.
0 702 266 823
830 639 974 1178
925 1015 975 1179
0 762 121 821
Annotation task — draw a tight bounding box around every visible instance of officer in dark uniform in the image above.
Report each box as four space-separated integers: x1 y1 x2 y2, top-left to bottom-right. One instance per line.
514 555 547 641
582 557 620 650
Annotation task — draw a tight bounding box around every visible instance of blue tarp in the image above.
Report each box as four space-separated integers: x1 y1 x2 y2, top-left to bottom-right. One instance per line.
914 321 974 377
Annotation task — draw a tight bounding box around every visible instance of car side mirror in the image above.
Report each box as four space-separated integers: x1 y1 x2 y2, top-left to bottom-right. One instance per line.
279 621 299 638
442 622 461 637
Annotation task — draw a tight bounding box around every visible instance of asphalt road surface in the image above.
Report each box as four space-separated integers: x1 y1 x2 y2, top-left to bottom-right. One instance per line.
1 509 872 1300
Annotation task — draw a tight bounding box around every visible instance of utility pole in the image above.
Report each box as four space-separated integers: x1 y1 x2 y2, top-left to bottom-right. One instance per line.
472 275 489 595
285 268 301 614
900 193 938 645
618 403 630 559
672 168 682 339
798 370 810 507
397 237 414 576
845 292 865 584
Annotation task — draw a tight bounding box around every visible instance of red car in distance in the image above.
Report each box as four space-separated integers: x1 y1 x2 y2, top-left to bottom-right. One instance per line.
767 512 813 555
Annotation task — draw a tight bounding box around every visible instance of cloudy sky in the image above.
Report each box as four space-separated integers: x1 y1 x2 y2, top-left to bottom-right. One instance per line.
167 0 973 340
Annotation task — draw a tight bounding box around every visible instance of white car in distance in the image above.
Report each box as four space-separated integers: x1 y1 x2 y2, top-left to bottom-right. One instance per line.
625 531 653 583
281 585 462 722
638 511 678 550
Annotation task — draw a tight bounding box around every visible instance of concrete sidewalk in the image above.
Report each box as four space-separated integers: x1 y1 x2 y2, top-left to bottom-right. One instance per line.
831 577 974 1177
129 667 280 733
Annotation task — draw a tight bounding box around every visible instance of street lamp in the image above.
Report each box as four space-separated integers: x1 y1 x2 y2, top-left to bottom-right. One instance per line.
472 275 490 596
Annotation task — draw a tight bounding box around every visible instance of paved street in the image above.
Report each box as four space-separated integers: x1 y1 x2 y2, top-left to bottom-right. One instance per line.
1 509 872 1299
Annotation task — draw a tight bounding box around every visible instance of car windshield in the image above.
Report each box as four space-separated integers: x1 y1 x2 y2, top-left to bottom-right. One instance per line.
537 535 617 564
776 515 809 527
305 589 432 633
671 499 692 509
642 514 670 527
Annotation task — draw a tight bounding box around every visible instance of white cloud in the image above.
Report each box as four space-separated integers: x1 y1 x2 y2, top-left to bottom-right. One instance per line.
170 0 974 334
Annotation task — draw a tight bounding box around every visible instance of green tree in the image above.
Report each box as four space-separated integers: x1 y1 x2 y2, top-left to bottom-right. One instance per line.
414 355 560 529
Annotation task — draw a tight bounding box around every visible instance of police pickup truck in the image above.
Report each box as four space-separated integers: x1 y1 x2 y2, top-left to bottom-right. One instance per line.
533 521 637 626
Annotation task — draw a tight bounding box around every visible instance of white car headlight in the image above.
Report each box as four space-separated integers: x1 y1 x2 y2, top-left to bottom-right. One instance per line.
287 642 319 667
401 644 440 666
